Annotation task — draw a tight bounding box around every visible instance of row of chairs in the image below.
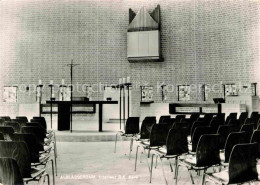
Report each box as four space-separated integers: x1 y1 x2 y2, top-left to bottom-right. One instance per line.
115 112 260 184
0 116 57 185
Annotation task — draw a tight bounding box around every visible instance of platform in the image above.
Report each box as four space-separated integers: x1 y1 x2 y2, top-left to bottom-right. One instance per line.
51 120 129 142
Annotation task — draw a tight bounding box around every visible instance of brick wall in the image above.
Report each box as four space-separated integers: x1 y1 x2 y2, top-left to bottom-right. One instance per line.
0 0 259 119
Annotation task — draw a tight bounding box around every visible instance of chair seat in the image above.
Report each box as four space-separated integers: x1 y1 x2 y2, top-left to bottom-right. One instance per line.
184 156 196 165
188 144 192 151
220 152 225 161
210 170 229 184
187 135 191 143
23 168 45 181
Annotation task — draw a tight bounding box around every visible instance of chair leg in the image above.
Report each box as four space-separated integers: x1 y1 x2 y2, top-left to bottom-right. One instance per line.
53 132 57 158
155 155 158 168
202 169 206 185
114 133 118 153
134 145 139 171
51 159 56 185
129 137 133 160
148 148 151 158
168 158 173 172
150 154 155 183
175 157 179 185
174 157 178 179
160 158 168 185
54 152 58 176
143 148 151 172
188 169 195 184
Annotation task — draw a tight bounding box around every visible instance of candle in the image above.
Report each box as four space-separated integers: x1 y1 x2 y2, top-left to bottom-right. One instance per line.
127 76 130 83
39 80 42 85
122 78 126 84
119 78 122 85
51 93 55 98
61 79 65 85
50 80 53 85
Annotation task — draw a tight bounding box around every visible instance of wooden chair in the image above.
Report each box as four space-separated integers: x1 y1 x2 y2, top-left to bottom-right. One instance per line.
217 125 239 150
0 116 11 121
205 143 258 184
220 132 246 164
240 123 254 143
179 134 221 184
10 133 55 185
0 126 15 140
0 157 24 185
180 113 200 135
0 141 50 184
225 113 237 125
114 117 139 159
16 116 28 123
238 112 248 125
209 119 224 133
191 126 216 153
190 121 209 141
150 128 188 184
4 121 21 133
134 124 168 172
158 115 171 124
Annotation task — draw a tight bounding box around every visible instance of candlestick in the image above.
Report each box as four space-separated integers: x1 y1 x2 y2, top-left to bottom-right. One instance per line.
127 76 130 83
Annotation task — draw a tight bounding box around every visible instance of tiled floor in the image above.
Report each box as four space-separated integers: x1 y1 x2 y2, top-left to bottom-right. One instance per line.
50 141 213 185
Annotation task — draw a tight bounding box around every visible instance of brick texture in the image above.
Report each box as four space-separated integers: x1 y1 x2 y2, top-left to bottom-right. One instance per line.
0 0 259 118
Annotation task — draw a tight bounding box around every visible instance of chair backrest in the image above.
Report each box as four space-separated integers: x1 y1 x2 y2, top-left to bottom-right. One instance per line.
21 126 45 144
228 143 258 184
0 141 31 178
196 134 220 167
189 113 200 122
0 116 11 121
250 130 260 158
209 119 224 132
175 115 185 122
166 128 188 156
240 124 254 143
238 112 248 125
150 124 169 147
190 121 209 139
191 126 215 152
0 157 24 185
4 121 21 133
202 113 213 122
16 116 28 121
10 133 40 163
31 118 47 130
0 133 4 141
16 116 28 123
0 126 15 140
250 111 258 119
0 119 5 126
125 117 139 134
214 113 225 123
224 132 246 163
158 115 171 124
227 119 241 130
159 117 171 125
144 116 156 123
225 113 237 124
140 118 155 139
217 125 239 150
